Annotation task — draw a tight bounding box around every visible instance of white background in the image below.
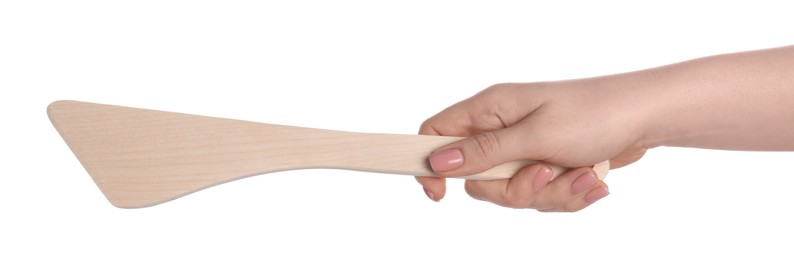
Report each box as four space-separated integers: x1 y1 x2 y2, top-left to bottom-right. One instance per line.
2 1 793 259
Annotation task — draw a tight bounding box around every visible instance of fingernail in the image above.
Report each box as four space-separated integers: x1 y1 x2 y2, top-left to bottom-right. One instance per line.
424 189 436 201
428 149 464 172
532 166 554 192
585 187 610 203
571 171 598 194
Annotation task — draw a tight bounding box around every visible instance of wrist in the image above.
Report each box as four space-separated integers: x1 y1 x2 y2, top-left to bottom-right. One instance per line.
591 64 686 150
632 57 722 149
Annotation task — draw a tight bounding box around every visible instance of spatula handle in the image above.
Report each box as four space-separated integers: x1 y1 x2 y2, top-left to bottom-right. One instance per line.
297 131 609 181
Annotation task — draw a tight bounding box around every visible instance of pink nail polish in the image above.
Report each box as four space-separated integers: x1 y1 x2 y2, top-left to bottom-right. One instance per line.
585 187 609 203
532 166 554 192
571 171 598 194
428 149 464 172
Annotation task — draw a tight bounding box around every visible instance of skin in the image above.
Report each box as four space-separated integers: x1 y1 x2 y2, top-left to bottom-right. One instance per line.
416 45 794 212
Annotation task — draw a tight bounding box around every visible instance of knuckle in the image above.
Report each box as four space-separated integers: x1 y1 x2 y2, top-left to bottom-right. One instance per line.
479 83 519 102
485 83 517 94
498 189 536 209
535 193 569 210
465 181 532 209
464 181 483 201
415 176 432 186
551 194 568 206
418 121 437 135
503 198 529 209
504 192 535 209
561 204 586 213
471 132 501 163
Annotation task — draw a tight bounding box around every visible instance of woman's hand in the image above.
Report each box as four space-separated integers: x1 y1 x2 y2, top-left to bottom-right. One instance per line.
416 45 794 212
417 79 653 211
417 46 794 211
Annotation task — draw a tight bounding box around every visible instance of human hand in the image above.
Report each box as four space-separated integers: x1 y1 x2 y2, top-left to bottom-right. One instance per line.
417 46 794 211
417 80 651 211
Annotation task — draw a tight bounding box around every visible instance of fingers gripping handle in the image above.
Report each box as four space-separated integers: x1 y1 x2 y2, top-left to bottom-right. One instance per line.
338 133 610 181
416 135 609 180
459 160 610 181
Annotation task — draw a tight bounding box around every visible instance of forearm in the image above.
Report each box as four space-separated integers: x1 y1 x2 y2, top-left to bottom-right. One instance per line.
639 45 794 150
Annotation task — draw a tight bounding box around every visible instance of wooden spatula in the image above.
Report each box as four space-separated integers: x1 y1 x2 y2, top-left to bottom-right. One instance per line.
48 100 609 208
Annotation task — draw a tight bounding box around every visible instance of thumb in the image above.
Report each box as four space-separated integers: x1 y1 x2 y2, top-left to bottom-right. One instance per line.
428 127 531 177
